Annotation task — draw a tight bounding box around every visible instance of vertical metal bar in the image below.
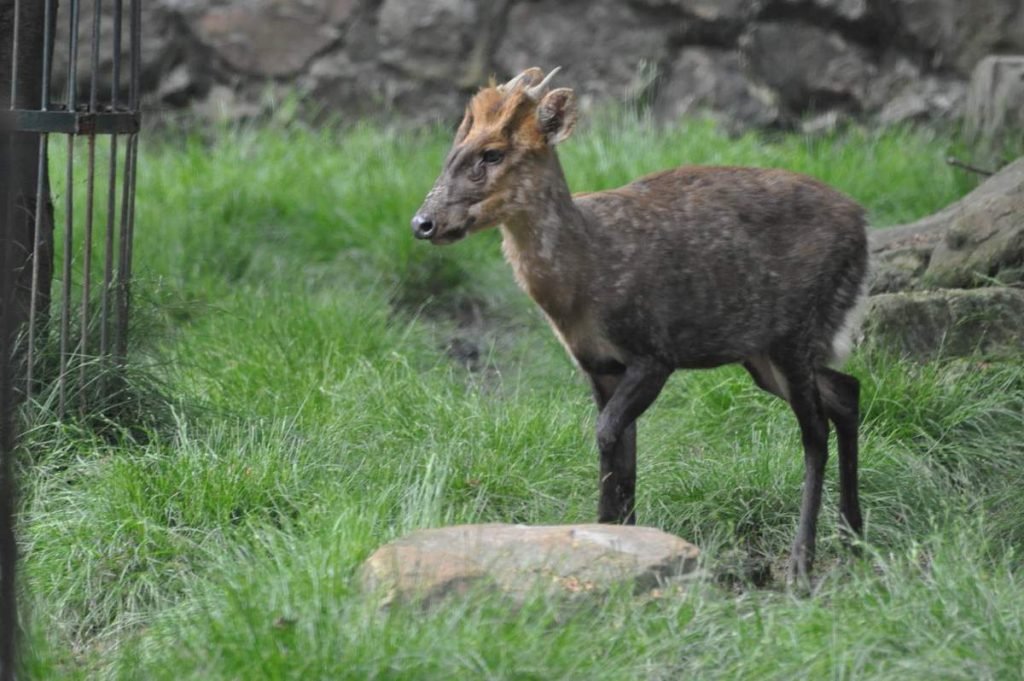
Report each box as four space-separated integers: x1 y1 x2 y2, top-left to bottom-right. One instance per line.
59 136 74 416
125 135 137 300
26 136 47 400
100 134 117 360
130 0 140 111
111 0 122 111
100 0 123 361
67 0 81 109
80 0 103 410
26 0 57 400
9 0 21 107
115 133 134 364
115 0 141 364
39 0 55 107
59 0 83 416
89 0 102 112
79 135 96 412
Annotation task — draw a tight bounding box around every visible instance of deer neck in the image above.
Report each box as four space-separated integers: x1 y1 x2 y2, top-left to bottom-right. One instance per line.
499 153 591 322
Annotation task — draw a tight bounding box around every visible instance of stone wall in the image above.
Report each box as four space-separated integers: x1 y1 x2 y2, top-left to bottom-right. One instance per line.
51 0 1024 129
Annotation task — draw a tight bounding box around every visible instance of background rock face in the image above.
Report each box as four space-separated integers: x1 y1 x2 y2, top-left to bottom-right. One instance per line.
742 23 875 114
378 0 479 83
190 1 352 78
496 0 670 106
655 48 780 129
890 0 1024 76
965 56 1024 166
46 0 1022 128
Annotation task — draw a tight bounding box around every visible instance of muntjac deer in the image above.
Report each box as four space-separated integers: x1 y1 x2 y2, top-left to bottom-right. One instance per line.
411 67 868 583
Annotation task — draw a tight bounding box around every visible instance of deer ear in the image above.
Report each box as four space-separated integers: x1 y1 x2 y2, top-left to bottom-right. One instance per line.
536 88 577 146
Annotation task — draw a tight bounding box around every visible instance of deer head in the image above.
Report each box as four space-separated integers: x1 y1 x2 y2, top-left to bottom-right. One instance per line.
411 67 578 244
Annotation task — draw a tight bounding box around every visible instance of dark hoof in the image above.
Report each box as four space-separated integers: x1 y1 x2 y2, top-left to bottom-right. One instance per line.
787 549 813 593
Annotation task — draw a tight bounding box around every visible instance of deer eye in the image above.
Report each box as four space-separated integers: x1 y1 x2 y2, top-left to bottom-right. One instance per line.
481 149 505 165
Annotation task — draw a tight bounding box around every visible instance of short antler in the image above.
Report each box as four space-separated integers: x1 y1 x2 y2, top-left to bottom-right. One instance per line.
525 66 561 100
498 67 543 95
498 66 562 101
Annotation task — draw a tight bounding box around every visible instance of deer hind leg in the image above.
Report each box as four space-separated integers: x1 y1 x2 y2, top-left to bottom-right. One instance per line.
771 354 830 587
588 360 671 525
817 367 862 541
749 355 863 541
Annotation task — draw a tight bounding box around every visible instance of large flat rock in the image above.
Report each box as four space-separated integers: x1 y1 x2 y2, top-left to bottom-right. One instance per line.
361 524 700 607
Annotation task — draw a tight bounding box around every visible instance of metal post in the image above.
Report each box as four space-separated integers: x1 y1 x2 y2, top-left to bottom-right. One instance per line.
1 91 19 681
0 6 21 672
0 153 20 681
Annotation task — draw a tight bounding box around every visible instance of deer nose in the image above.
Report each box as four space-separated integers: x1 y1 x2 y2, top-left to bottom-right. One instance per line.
411 214 436 239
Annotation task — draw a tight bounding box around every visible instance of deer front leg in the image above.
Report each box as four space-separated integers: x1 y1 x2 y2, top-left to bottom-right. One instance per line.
588 373 634 524
588 360 671 524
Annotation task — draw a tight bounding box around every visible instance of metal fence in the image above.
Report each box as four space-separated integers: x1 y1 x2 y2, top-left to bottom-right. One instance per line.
3 0 142 417
2 3 141 673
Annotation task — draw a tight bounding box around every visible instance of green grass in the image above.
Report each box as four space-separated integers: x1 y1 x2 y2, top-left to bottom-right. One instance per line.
15 116 1024 679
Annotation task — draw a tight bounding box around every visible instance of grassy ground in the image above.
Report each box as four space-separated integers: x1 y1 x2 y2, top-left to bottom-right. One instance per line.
14 116 1024 679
